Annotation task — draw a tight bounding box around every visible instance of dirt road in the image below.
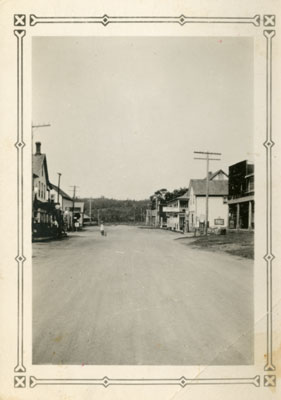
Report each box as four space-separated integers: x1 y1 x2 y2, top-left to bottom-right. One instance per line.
32 225 253 365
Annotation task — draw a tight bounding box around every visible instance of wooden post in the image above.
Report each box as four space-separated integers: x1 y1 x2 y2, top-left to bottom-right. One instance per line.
248 201 252 229
205 153 209 235
236 203 240 229
194 151 221 236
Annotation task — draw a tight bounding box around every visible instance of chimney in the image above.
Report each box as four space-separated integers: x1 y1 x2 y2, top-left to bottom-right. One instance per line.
35 142 41 155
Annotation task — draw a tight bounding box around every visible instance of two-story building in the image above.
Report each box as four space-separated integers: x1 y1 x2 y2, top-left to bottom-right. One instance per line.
50 184 85 230
188 170 228 231
228 160 254 229
163 191 188 232
146 191 167 227
32 142 55 229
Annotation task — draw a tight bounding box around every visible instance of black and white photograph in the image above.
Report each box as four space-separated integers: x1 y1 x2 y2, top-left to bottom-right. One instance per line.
0 1 281 399
32 36 254 365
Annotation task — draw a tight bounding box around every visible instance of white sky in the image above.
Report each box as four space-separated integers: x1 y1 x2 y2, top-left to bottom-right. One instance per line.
32 36 253 199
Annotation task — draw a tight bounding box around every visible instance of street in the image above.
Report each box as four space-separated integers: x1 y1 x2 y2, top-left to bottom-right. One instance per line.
32 225 253 365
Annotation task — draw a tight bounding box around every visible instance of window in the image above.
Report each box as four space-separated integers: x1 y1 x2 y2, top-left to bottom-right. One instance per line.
215 218 224 225
223 196 228 204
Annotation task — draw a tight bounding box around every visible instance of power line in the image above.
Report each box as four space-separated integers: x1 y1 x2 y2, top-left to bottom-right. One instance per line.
31 123 51 153
194 151 221 155
32 123 51 129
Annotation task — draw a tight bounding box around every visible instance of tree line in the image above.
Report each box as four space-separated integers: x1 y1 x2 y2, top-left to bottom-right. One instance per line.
80 197 150 223
149 187 188 209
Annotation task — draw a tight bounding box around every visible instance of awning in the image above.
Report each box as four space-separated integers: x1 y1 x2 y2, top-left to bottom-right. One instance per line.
34 198 57 213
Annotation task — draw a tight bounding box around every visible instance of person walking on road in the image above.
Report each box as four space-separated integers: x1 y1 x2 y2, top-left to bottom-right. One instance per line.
100 222 105 236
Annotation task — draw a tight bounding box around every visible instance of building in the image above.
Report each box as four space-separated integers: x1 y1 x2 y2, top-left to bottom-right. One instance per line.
49 184 72 208
145 209 156 226
188 170 228 231
69 200 85 228
146 204 167 227
49 184 73 230
50 184 85 230
228 160 254 229
32 142 51 209
146 191 167 227
163 191 188 232
32 142 57 237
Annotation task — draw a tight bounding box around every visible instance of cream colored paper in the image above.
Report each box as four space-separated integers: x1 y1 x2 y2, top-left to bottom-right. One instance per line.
0 1 280 399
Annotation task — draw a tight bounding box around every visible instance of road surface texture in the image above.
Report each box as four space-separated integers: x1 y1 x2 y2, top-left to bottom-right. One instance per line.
33 225 253 365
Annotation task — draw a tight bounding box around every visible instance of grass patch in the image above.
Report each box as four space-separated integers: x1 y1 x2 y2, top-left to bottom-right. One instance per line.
189 230 254 259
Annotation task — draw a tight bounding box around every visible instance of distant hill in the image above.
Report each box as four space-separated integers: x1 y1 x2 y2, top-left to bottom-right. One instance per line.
79 197 150 223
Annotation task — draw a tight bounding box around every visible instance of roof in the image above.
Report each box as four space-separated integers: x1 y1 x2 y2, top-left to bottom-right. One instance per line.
189 179 228 196
177 190 189 200
229 159 254 168
166 190 189 204
209 169 228 180
50 183 72 201
32 154 50 185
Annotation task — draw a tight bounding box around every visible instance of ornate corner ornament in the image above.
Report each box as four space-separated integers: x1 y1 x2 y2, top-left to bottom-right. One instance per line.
14 375 26 388
13 11 277 390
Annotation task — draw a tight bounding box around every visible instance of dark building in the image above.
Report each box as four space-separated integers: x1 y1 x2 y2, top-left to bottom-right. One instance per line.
228 160 254 229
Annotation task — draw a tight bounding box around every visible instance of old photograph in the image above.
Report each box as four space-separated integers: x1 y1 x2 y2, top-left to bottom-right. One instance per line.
1 0 281 399
32 36 254 365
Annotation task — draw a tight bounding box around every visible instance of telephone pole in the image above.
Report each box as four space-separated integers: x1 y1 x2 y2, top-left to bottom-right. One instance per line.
89 197 92 223
194 151 221 235
70 185 79 230
57 173 62 204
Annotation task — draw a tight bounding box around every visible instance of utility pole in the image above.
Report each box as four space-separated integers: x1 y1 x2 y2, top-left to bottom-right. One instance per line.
89 197 92 223
57 173 62 204
194 151 221 235
155 196 158 227
70 185 79 230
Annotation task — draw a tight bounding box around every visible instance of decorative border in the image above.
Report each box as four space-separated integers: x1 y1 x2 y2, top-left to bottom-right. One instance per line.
14 28 26 375
29 375 261 388
263 28 276 373
28 14 261 27
13 12 277 389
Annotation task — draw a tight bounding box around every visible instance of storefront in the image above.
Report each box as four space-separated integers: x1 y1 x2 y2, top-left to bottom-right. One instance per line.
32 198 63 239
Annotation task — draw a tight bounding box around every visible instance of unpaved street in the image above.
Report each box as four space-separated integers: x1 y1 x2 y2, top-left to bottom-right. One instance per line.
33 225 253 365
